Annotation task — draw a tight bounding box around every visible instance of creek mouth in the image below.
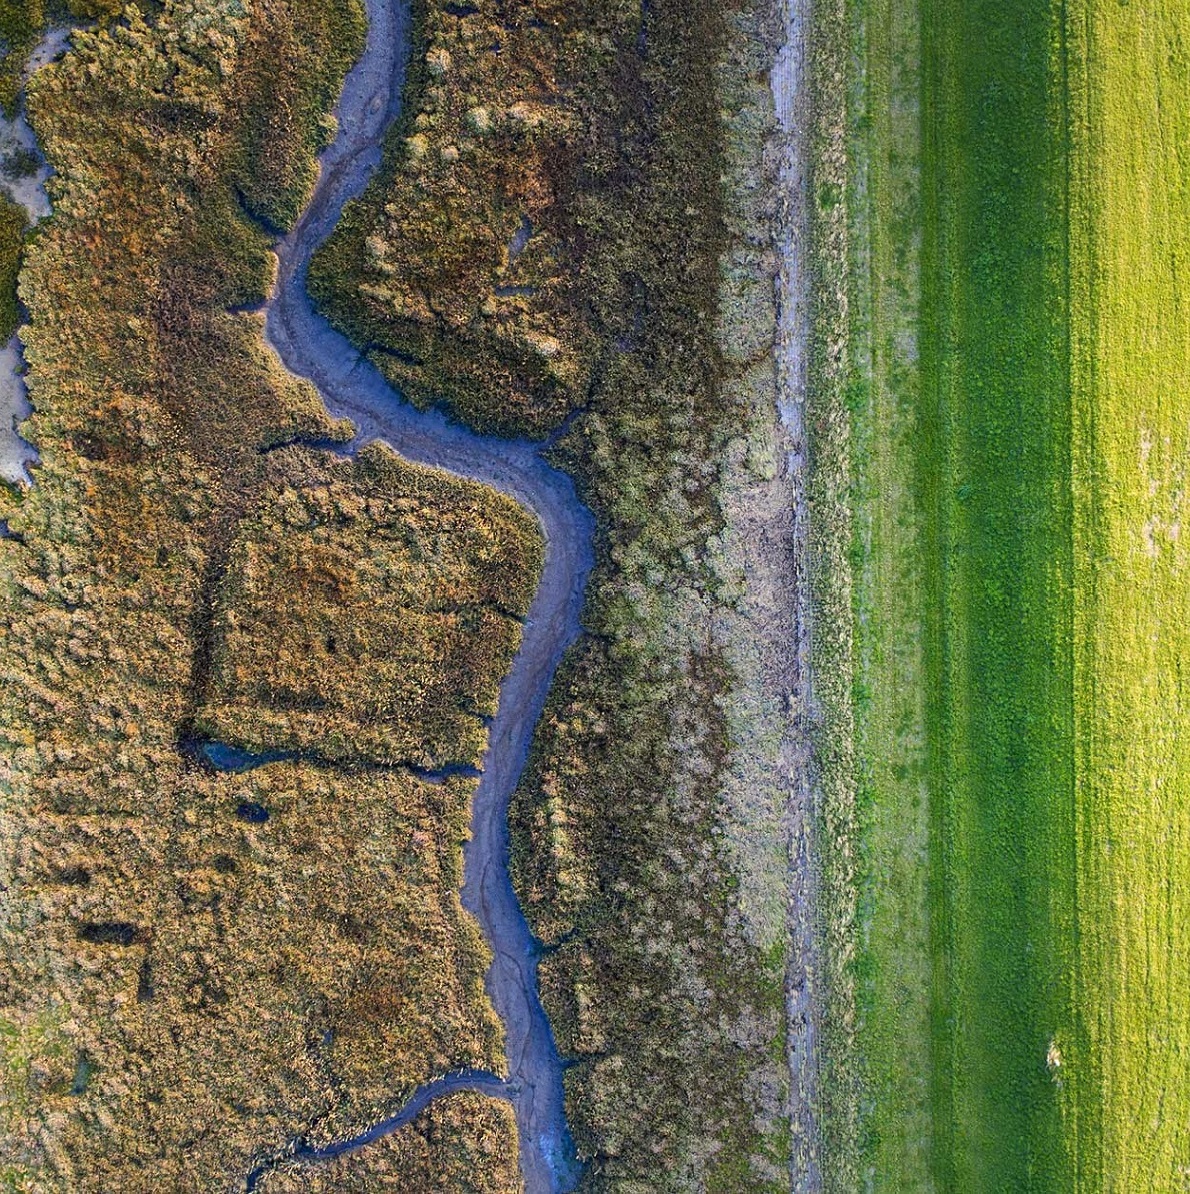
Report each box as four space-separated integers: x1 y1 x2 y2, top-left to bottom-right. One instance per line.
251 0 592 1190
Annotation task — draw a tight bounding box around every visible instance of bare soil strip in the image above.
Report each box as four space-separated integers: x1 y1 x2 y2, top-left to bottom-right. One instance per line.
772 0 823 1187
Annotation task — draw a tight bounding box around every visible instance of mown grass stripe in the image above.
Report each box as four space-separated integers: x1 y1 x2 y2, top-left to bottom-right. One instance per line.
919 0 1073 1186
1069 1 1190 1185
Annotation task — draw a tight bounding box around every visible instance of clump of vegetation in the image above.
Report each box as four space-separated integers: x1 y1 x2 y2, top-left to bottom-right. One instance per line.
66 0 124 19
0 190 25 337
1 144 37 177
199 442 542 770
261 1092 521 1192
0 0 530 1183
229 1 367 230
315 0 795 1186
0 0 43 115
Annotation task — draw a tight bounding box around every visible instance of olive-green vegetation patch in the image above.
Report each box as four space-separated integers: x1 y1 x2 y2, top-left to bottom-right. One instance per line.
0 190 24 339
230 0 365 230
260 1092 520 1193
66 1 124 19
0 0 42 115
198 441 542 770
0 0 519 1183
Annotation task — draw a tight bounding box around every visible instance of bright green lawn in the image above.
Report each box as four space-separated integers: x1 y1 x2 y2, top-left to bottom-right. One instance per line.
1068 1 1190 1186
920 0 1075 1186
848 0 1190 1189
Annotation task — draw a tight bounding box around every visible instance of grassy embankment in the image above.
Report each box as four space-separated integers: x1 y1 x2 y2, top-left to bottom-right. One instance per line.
1066 1 1190 1185
0 1 539 1184
312 0 793 1186
828 0 1077 1186
825 0 933 1183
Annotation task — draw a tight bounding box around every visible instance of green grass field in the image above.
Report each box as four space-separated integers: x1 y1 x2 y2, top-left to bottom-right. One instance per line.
1067 1 1190 1185
839 0 1073 1183
839 0 1190 1188
919 0 1074 1186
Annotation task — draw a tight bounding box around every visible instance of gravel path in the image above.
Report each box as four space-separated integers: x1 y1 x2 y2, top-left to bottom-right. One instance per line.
772 0 823 1187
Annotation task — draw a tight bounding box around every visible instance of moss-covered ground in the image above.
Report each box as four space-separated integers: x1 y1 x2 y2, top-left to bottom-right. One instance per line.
0 0 46 115
0 191 24 339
